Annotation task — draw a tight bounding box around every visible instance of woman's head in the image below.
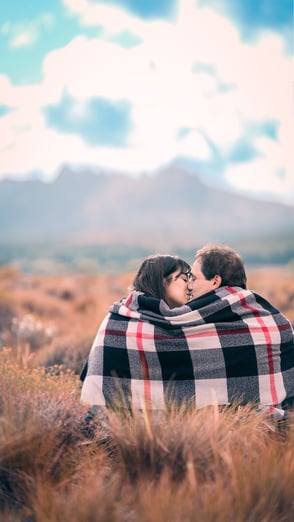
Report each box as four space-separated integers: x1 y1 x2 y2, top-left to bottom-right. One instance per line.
132 254 192 307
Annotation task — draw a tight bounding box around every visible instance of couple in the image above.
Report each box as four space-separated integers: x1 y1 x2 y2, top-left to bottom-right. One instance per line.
81 244 294 415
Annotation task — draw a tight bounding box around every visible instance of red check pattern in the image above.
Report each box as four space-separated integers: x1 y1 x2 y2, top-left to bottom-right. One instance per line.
81 287 294 413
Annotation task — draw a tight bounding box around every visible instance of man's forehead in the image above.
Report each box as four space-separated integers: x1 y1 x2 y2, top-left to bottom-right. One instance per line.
192 259 201 269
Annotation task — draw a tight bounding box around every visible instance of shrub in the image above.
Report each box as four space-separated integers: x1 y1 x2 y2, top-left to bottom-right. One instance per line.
11 314 56 351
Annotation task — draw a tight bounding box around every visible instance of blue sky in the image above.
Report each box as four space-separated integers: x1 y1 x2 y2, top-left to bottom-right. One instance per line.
0 0 293 204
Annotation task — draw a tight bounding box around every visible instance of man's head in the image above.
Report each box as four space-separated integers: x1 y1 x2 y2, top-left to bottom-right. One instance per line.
190 244 247 298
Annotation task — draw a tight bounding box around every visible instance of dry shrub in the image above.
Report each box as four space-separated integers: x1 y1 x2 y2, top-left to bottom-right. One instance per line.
34 333 94 374
0 270 19 348
11 314 56 351
0 350 109 517
0 299 16 331
0 302 16 349
0 269 135 378
248 266 294 323
0 270 134 376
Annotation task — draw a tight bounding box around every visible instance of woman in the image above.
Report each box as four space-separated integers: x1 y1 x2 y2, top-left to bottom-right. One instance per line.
131 254 192 308
80 254 193 408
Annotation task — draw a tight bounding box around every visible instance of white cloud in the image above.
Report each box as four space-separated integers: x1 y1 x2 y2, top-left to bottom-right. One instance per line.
225 115 294 204
1 13 54 48
176 130 211 160
11 30 36 48
225 159 294 204
0 0 292 203
62 0 146 34
244 86 294 204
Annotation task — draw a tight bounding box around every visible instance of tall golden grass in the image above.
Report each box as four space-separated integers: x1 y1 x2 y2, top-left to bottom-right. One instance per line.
0 348 293 522
0 265 294 520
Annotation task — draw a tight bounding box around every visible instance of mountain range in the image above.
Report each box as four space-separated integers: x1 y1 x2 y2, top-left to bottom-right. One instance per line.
0 164 293 249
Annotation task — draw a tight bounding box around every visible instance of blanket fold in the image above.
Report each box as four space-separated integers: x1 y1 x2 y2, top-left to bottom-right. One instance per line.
81 287 294 411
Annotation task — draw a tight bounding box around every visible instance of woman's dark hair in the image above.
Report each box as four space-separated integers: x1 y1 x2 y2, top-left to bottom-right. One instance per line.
195 244 247 289
132 255 191 299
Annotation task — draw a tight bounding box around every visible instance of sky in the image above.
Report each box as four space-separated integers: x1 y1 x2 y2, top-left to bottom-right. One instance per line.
0 0 293 204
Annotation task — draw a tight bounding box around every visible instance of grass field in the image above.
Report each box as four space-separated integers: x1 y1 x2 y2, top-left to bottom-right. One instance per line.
0 265 293 521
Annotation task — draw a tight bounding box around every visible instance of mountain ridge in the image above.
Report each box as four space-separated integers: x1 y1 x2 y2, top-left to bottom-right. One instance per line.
1 164 293 248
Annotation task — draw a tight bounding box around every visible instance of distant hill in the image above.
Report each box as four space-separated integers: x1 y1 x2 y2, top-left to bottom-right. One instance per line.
0 164 294 249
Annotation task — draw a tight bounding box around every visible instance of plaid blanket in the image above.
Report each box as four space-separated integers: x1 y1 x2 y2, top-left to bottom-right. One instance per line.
81 287 294 411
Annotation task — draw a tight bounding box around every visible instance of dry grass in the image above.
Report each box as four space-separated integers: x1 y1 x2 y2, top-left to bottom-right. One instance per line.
0 268 134 373
0 265 294 520
247 266 294 323
0 350 293 521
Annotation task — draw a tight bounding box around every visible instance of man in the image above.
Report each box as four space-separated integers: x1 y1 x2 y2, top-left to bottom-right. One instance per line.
189 244 247 298
185 244 293 413
81 244 294 415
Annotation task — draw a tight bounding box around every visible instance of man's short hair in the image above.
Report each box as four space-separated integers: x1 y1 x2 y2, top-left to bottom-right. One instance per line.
195 244 247 289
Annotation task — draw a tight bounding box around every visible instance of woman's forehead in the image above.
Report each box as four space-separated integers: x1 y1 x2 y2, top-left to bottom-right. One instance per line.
173 268 190 278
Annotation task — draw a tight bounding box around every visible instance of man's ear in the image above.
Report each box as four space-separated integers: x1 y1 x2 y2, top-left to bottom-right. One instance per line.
213 274 222 288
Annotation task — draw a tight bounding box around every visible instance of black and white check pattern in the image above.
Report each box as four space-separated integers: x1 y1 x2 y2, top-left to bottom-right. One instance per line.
81 287 294 412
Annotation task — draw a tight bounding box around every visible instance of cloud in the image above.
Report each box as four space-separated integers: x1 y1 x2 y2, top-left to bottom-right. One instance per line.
10 29 36 48
198 0 292 49
225 160 294 205
90 0 177 20
0 0 292 204
225 129 294 204
176 129 211 160
43 91 133 146
61 0 147 33
1 13 54 48
62 0 177 25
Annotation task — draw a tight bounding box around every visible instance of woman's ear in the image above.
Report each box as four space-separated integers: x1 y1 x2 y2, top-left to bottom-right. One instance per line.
213 274 222 288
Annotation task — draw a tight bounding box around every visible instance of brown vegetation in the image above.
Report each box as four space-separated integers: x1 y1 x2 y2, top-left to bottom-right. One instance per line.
0 348 293 522
0 265 294 520
0 266 133 373
248 266 294 323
